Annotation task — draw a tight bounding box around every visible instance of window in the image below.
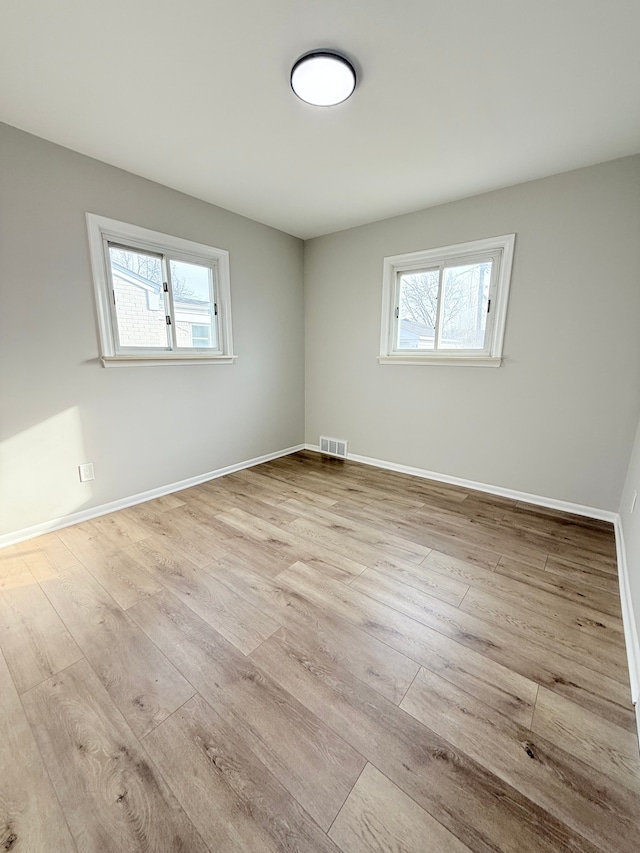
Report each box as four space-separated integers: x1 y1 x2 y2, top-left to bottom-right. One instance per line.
191 324 212 348
86 214 235 366
379 234 515 366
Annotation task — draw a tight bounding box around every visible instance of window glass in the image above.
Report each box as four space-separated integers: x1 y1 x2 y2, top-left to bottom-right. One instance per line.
191 324 212 348
170 260 217 350
438 260 492 350
109 245 169 349
397 269 439 350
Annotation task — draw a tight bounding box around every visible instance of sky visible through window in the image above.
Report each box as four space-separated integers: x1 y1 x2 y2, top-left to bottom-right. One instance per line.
170 259 213 303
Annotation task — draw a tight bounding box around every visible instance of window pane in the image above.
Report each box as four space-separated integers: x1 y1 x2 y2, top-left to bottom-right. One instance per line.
438 261 492 350
190 324 210 348
170 260 217 350
397 269 439 350
109 246 169 349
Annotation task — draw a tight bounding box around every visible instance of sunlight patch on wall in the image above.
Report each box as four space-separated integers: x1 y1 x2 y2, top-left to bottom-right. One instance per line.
0 407 90 536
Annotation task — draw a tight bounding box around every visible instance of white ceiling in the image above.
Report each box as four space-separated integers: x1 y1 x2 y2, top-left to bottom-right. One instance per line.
1 1 639 239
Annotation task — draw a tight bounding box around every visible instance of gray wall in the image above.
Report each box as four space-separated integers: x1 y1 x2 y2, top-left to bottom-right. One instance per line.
304 156 640 512
0 123 305 537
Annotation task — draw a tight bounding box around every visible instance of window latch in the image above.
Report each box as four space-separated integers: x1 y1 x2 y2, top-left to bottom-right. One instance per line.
214 303 218 316
487 299 491 313
166 315 171 326
163 282 168 293
395 306 399 319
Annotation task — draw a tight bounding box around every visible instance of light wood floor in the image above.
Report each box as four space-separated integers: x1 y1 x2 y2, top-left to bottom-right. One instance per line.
2 450 639 852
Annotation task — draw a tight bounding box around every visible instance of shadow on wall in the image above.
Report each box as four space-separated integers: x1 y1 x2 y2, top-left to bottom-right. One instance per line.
0 407 91 539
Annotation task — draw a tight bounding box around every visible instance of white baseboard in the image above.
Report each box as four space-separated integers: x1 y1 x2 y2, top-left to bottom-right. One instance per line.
305 444 617 522
0 444 305 549
614 519 640 713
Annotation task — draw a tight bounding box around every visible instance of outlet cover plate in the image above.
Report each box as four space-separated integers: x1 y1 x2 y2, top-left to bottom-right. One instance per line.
79 463 95 482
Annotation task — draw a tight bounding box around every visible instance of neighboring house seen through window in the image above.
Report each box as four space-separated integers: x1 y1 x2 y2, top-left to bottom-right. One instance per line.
191 324 213 348
379 234 515 367
86 215 235 366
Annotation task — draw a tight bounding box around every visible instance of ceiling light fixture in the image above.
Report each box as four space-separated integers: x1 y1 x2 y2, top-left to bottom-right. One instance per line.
290 50 356 107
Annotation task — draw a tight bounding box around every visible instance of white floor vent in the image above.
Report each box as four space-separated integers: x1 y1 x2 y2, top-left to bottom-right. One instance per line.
319 436 349 459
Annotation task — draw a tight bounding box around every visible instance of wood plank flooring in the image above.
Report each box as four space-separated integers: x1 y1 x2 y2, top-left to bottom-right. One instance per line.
1 450 639 852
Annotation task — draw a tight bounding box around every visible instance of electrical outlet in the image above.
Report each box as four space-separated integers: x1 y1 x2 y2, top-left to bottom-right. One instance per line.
79 463 95 483
631 490 637 513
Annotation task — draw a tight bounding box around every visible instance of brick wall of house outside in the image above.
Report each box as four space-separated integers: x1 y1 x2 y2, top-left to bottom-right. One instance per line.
114 277 198 348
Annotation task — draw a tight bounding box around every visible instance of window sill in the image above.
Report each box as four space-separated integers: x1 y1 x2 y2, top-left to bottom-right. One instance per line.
101 354 238 368
378 355 502 367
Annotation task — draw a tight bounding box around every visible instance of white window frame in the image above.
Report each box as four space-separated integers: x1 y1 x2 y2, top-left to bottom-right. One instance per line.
379 234 515 367
86 214 236 367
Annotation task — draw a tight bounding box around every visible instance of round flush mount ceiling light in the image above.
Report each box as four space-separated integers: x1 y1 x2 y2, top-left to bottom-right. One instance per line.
290 50 356 106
